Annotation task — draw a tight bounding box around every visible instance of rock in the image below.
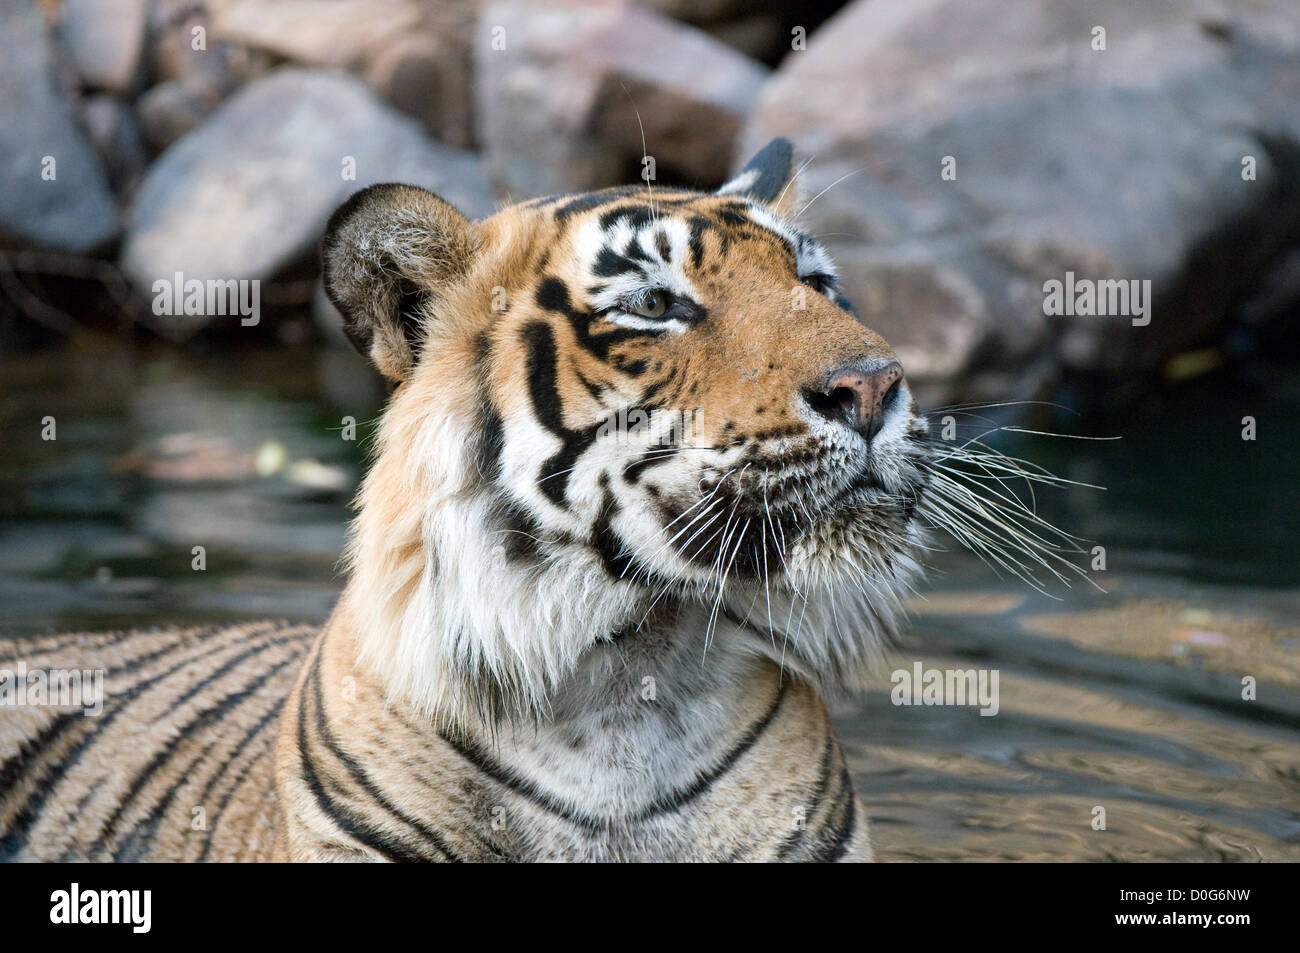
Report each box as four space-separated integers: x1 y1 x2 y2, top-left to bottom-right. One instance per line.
1236 246 1300 355
365 30 476 149
136 76 224 153
738 0 1300 403
640 0 761 24
210 0 421 68
59 0 148 94
150 7 271 92
149 4 215 83
208 0 477 144
79 94 149 192
0 3 118 253
477 0 769 196
120 68 494 334
701 14 787 63
643 0 828 63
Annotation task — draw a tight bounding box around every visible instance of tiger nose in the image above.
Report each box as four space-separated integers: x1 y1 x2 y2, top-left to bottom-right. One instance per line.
807 361 905 442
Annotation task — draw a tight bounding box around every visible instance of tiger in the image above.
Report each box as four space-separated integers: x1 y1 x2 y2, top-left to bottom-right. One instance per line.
1 138 935 862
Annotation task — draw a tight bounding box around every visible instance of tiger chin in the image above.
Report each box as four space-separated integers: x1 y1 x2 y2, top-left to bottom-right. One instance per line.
1 139 934 863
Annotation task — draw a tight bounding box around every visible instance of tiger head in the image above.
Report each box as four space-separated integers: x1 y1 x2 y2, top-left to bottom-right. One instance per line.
323 139 931 724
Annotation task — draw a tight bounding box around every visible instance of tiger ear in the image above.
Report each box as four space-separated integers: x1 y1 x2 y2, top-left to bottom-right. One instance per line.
322 183 480 382
717 137 800 218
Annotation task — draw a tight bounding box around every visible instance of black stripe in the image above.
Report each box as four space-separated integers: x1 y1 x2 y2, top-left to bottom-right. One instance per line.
150 630 295 724
521 319 567 437
808 763 857 863
687 215 711 269
472 330 505 483
440 679 788 834
0 625 282 859
293 652 426 862
544 188 696 221
622 443 676 484
194 695 289 861
598 204 654 232
1 627 137 661
589 483 636 578
654 230 672 262
775 729 836 860
594 246 647 280
520 320 603 507
553 193 622 222
437 728 610 832
535 276 643 361
94 639 306 858
629 679 787 822
303 651 461 861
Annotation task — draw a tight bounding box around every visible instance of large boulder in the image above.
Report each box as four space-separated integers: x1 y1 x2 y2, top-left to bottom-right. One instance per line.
211 0 479 147
120 68 494 334
208 0 421 69
364 25 477 150
0 3 118 253
739 0 1300 404
476 0 769 196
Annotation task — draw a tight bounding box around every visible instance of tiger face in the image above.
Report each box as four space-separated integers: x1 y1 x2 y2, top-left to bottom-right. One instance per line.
324 139 930 723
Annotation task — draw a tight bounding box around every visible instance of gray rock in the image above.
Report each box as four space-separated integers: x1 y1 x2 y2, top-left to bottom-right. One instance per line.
477 0 769 196
120 68 494 332
136 76 224 153
738 0 1300 402
79 94 149 191
0 3 118 253
60 0 148 94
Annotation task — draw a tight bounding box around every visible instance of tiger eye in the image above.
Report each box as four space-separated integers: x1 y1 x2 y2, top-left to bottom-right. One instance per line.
634 293 668 319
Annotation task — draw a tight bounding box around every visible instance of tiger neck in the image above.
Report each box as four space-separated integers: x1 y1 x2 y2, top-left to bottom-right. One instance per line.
331 595 793 795
281 594 866 861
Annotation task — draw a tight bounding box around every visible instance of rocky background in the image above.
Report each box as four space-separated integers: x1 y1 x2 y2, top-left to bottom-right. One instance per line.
3 0 1300 409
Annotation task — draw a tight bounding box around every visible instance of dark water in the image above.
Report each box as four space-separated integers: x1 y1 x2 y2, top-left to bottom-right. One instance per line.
2 335 1298 861
0 337 380 633
846 365 1300 861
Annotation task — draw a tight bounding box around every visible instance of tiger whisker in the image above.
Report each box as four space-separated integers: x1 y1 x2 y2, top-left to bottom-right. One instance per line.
797 168 862 218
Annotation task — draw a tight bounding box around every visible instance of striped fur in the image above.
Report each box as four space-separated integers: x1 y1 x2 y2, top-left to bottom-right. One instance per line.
2 140 933 862
273 603 870 862
0 623 315 861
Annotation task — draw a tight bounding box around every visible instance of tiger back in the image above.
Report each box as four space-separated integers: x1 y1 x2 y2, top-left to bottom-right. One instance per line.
0 623 314 861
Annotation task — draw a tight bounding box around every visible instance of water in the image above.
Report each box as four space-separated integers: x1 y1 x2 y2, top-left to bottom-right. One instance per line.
2 335 1298 861
846 367 1300 861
